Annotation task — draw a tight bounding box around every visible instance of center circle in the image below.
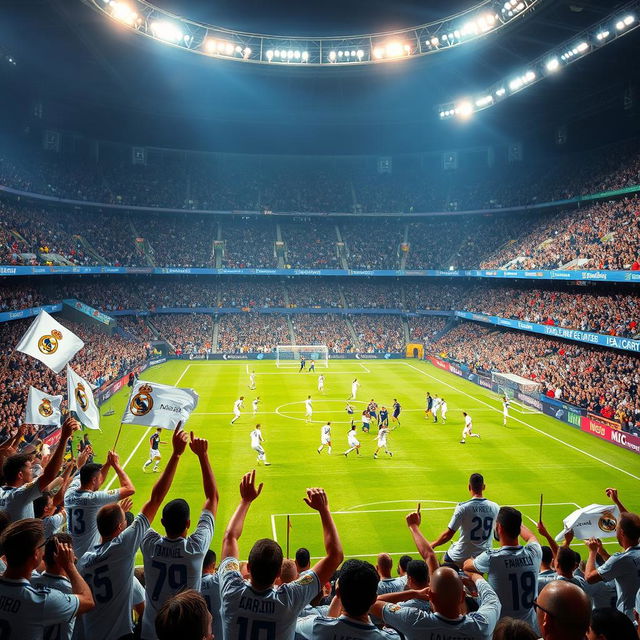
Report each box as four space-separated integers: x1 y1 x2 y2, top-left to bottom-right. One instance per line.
275 398 368 424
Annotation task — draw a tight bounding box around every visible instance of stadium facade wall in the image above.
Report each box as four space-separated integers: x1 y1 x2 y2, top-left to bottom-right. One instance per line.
2 264 640 283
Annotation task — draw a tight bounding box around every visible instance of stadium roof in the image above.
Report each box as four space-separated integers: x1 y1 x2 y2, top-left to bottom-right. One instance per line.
1 0 639 153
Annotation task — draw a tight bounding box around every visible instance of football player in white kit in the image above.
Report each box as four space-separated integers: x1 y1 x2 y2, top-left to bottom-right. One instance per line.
249 370 256 390
343 425 360 457
440 398 448 423
502 396 510 426
431 395 442 423
318 374 325 394
460 412 480 444
252 396 260 416
250 424 270 466
350 378 360 400
317 422 332 455
231 396 244 424
305 395 313 423
373 426 393 459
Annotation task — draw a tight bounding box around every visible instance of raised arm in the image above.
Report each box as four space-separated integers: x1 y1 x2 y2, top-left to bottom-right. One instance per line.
107 450 135 499
520 524 538 545
140 426 188 523
38 416 80 490
307 488 344 585
55 539 94 614
584 538 604 584
221 470 263 560
605 488 628 514
536 521 559 557
96 453 112 486
406 507 439 575
430 527 456 549
190 432 219 517
51 461 76 508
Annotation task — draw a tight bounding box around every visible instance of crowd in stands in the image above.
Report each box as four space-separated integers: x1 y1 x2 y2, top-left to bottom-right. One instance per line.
222 219 276 268
151 314 213 355
433 322 640 430
217 313 290 353
408 317 449 342
291 314 353 352
219 279 286 308
282 219 341 269
350 315 405 352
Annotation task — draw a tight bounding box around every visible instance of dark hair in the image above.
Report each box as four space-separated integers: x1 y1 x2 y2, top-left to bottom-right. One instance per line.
619 512 640 541
155 590 210 640
44 532 73 566
541 545 553 565
497 506 522 539
161 498 190 537
248 538 283 588
589 607 636 640
125 511 135 527
295 547 310 569
96 503 125 538
203 550 216 570
0 519 44 567
338 559 379 617
80 462 103 486
492 617 538 640
2 453 31 484
398 554 412 573
406 560 428 586
0 511 10 538
469 473 484 492
556 547 576 573
33 492 53 519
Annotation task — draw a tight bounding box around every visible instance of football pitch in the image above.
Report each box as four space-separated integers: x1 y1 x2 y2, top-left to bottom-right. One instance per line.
88 359 639 564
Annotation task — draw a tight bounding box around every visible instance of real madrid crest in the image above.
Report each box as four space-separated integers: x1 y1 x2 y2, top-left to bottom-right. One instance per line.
75 382 89 411
598 511 617 534
130 384 154 416
38 329 63 355
38 398 54 418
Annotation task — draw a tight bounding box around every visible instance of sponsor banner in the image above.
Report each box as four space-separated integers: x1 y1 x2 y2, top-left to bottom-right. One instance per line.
42 428 62 448
542 401 582 429
515 390 543 411
148 357 167 367
63 299 113 326
0 304 62 324
477 374 492 390
581 416 640 454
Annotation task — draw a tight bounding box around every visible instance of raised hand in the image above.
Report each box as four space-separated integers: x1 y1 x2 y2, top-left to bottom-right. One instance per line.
107 450 120 467
406 503 422 528
605 488 618 502
303 488 329 512
120 496 133 513
585 537 601 552
189 431 209 457
240 470 263 503
172 423 189 456
53 538 77 570
61 415 81 435
536 520 549 537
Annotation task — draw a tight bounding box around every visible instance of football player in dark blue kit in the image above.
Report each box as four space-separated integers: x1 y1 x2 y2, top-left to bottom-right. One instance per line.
392 399 401 427
299 356 306 372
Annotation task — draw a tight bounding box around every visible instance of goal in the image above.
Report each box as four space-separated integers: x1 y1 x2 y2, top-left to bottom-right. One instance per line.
492 372 542 414
276 345 329 368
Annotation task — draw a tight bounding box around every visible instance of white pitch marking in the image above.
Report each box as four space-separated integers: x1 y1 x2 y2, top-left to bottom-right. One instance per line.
402 361 640 482
271 514 278 542
105 364 192 489
359 364 371 373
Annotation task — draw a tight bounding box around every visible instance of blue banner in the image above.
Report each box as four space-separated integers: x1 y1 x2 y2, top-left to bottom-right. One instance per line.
63 299 114 326
541 396 584 429
455 311 640 354
0 304 62 324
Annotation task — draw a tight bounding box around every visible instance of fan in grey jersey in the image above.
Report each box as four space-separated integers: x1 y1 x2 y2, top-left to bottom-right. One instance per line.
140 431 219 640
297 559 400 639
64 448 136 559
0 416 78 522
375 560 431 613
372 567 501 640
375 553 406 594
584 488 640 621
219 470 344 640
77 426 190 640
200 550 223 640
0 518 94 638
431 473 500 565
464 506 542 630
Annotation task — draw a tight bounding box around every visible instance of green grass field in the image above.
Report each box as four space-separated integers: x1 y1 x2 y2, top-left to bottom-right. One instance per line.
85 359 639 564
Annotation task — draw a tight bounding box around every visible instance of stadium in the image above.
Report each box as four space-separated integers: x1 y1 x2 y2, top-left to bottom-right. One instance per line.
0 0 639 638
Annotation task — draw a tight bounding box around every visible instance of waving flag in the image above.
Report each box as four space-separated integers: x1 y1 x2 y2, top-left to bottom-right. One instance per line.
555 504 621 541
24 386 63 426
67 366 100 430
122 379 199 430
16 310 84 373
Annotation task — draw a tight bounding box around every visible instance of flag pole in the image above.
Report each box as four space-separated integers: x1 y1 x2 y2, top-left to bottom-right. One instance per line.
539 493 544 523
113 423 124 450
286 515 291 559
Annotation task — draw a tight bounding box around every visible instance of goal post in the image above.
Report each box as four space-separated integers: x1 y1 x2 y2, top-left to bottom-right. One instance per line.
276 345 329 368
492 372 542 414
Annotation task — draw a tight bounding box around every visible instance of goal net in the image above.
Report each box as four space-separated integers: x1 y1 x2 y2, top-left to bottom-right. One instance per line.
276 345 329 368
492 372 542 414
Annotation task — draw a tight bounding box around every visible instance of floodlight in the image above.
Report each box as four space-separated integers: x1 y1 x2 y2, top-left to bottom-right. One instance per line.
301 51 309 61
495 87 506 96
329 50 336 61
616 20 625 30
457 101 473 117
624 15 635 25
266 49 273 60
596 30 610 40
546 58 559 71
356 49 364 59
150 21 182 42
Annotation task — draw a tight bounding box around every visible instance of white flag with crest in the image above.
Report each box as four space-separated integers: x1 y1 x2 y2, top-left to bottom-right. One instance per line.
554 504 621 541
66 366 100 430
15 310 84 373
24 386 63 426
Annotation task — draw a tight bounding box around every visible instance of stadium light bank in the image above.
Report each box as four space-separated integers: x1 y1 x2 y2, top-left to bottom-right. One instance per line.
438 2 639 120
81 0 542 66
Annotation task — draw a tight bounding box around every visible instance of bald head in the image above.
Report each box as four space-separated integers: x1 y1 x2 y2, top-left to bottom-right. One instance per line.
428 567 465 617
537 581 591 640
376 553 393 578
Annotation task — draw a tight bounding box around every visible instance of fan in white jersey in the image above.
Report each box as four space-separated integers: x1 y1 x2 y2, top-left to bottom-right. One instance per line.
460 411 480 444
305 395 313 423
252 396 261 415
373 427 393 459
464 506 542 629
219 471 343 640
317 422 332 455
343 425 360 457
502 396 510 426
250 424 271 466
318 374 325 393
77 427 190 640
430 473 500 565
140 432 218 640
439 398 448 423
296 559 400 639
0 519 93 639
349 378 360 400
231 396 244 425
249 371 256 390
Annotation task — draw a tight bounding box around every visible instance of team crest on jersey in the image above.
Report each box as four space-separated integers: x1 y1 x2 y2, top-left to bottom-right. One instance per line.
37 329 63 355
75 382 89 411
387 604 402 613
130 384 154 416
296 573 314 586
38 398 54 418
598 511 617 533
